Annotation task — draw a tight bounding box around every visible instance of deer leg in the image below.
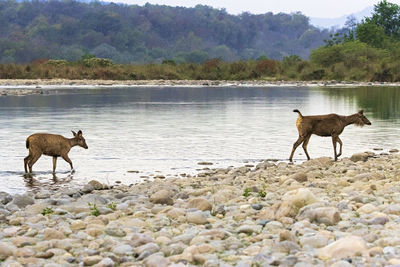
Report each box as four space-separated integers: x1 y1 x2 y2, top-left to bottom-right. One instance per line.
52 156 57 173
24 155 31 173
289 135 306 162
332 135 338 161
337 137 343 158
302 134 312 160
28 154 41 173
61 154 73 170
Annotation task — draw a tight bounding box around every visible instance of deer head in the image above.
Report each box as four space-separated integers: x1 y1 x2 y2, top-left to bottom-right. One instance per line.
72 130 88 149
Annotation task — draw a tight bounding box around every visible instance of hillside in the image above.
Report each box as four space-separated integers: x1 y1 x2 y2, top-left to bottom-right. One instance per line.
0 0 332 63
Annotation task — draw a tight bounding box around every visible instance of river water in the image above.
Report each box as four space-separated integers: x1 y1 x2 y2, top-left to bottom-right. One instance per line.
0 86 399 194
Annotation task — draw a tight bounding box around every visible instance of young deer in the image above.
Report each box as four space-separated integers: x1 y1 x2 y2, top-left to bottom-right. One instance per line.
24 130 88 173
289 110 371 162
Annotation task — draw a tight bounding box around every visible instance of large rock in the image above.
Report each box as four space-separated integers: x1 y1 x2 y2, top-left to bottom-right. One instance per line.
275 188 318 219
143 253 169 267
297 206 340 226
187 211 208 224
350 152 369 162
186 198 212 211
0 242 16 260
302 157 333 167
150 190 174 205
289 172 308 183
0 192 12 205
11 194 34 208
318 236 368 260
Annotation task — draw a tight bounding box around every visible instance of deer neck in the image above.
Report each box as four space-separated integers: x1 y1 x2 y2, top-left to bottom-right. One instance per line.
344 114 358 126
68 138 78 148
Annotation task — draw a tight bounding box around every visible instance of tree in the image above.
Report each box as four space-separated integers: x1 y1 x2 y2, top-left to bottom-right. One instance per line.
368 0 400 38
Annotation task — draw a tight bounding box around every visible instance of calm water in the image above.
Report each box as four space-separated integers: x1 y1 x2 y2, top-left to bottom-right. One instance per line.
1 86 400 194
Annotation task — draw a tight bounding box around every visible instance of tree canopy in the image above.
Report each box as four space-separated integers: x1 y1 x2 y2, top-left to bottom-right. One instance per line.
0 0 331 63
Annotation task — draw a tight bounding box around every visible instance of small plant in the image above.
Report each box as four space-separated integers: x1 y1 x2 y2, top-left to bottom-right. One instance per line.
258 190 266 198
88 202 100 216
107 202 117 211
243 187 253 197
41 207 54 216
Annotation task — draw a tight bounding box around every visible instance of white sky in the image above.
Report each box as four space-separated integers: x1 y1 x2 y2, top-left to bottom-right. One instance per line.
110 0 400 18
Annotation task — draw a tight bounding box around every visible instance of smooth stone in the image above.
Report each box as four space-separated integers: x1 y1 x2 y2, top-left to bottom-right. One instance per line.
297 207 340 226
11 194 34 208
93 257 115 267
187 211 208 224
44 229 65 240
275 188 317 219
131 233 154 247
143 253 169 267
186 198 212 211
0 242 16 260
251 204 263 210
150 190 174 205
350 152 369 162
299 233 329 248
289 172 308 182
88 180 104 190
83 255 103 266
237 225 262 235
105 227 126 237
318 236 367 260
112 244 133 255
0 192 12 205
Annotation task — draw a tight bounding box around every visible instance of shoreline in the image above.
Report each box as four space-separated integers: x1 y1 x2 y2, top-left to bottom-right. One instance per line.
1 79 400 96
1 151 400 265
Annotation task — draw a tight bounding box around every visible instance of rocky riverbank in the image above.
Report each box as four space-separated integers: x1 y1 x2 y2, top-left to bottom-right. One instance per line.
1 79 400 96
1 151 400 266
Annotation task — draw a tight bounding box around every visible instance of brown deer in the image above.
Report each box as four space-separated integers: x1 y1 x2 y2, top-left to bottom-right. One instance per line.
24 130 88 173
289 110 371 162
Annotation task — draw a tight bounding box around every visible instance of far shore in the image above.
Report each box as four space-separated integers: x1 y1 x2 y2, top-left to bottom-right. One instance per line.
1 79 399 96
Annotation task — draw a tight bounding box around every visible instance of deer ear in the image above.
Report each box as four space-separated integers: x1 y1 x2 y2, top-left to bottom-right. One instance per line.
358 110 364 114
78 130 82 136
72 131 77 137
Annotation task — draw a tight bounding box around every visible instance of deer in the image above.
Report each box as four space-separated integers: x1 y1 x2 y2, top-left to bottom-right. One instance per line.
289 109 371 162
24 130 88 174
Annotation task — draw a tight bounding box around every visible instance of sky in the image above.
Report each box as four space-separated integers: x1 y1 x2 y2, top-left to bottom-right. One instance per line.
109 0 400 18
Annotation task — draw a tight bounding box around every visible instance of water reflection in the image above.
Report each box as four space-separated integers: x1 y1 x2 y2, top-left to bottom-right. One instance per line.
322 86 400 120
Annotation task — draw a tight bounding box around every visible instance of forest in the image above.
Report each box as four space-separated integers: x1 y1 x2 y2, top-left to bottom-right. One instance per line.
0 0 400 82
0 0 331 63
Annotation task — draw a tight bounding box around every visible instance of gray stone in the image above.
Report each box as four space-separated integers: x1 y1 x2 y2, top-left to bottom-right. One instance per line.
187 211 208 224
150 189 174 205
237 225 262 235
105 227 126 237
143 253 169 267
11 194 34 208
112 244 133 255
0 192 12 205
350 152 369 162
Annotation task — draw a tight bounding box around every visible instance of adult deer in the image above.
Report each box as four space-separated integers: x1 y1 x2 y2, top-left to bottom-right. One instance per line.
289 110 371 162
24 130 88 173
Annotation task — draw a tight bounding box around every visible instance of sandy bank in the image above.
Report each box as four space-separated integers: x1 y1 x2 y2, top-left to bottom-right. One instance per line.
1 79 400 96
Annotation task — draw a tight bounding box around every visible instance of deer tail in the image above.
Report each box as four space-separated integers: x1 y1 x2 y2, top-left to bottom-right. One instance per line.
293 109 303 118
26 138 29 149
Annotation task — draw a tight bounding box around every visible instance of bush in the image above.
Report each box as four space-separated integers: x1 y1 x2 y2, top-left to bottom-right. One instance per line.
82 57 114 67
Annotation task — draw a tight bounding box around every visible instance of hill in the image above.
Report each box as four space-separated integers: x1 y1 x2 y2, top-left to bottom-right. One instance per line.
0 0 332 63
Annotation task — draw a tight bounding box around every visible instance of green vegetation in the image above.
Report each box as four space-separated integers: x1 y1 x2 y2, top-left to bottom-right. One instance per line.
88 203 100 217
41 207 54 216
0 1 399 82
0 0 330 63
243 187 253 197
107 202 117 211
